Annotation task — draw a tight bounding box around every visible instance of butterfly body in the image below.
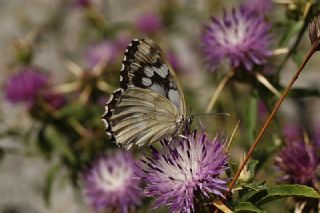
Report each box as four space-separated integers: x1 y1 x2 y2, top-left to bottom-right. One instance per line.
102 38 188 149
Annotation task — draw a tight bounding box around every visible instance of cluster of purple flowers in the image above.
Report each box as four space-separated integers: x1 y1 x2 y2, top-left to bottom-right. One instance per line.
10 0 320 212
83 131 228 212
80 1 277 212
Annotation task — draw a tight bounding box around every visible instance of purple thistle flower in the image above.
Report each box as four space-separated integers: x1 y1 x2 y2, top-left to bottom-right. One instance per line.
138 130 228 212
136 12 163 33
4 68 48 104
202 6 272 71
83 151 142 213
275 140 320 189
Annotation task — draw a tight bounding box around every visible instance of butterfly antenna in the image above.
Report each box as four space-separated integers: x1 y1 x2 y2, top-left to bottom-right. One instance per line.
191 112 231 117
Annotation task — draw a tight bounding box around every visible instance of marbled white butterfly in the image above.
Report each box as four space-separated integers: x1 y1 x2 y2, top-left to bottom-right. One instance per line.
102 38 191 149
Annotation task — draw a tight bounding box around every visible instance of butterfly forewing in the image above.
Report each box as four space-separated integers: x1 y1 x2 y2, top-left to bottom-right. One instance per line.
120 38 186 114
102 38 187 149
110 88 183 149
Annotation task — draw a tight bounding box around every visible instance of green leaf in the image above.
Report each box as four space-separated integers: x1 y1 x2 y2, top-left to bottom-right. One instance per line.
45 125 76 164
234 202 266 213
36 125 53 158
258 184 320 205
241 182 268 202
242 181 267 191
43 163 61 206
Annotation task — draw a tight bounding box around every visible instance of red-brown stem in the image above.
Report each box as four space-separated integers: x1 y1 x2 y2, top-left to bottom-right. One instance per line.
213 38 320 213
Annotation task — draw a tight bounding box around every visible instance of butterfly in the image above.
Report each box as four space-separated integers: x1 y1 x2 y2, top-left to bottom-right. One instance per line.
102 38 191 149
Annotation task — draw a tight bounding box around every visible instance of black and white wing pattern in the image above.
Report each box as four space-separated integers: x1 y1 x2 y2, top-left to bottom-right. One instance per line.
102 38 187 149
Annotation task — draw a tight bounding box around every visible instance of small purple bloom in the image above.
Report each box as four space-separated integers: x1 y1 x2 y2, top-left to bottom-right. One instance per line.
202 6 272 71
138 130 228 212
83 151 141 213
136 12 163 33
86 41 117 68
275 139 320 189
5 68 48 104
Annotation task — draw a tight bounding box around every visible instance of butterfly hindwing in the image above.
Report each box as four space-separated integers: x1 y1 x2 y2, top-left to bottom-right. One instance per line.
102 88 124 139
109 88 183 149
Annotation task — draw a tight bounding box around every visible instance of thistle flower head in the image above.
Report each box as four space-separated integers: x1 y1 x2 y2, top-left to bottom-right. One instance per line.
202 6 272 71
83 151 141 212
5 68 48 104
138 130 228 212
275 139 320 188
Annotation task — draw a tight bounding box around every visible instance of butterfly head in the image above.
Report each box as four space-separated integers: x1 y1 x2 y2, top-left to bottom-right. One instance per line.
186 116 193 126
177 114 193 134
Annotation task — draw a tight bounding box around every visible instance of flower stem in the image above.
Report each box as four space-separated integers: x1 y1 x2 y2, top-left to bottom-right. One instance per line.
226 39 320 195
213 37 320 213
206 69 235 113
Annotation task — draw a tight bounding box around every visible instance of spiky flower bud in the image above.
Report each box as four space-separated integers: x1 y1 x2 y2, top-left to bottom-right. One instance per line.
309 15 320 49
